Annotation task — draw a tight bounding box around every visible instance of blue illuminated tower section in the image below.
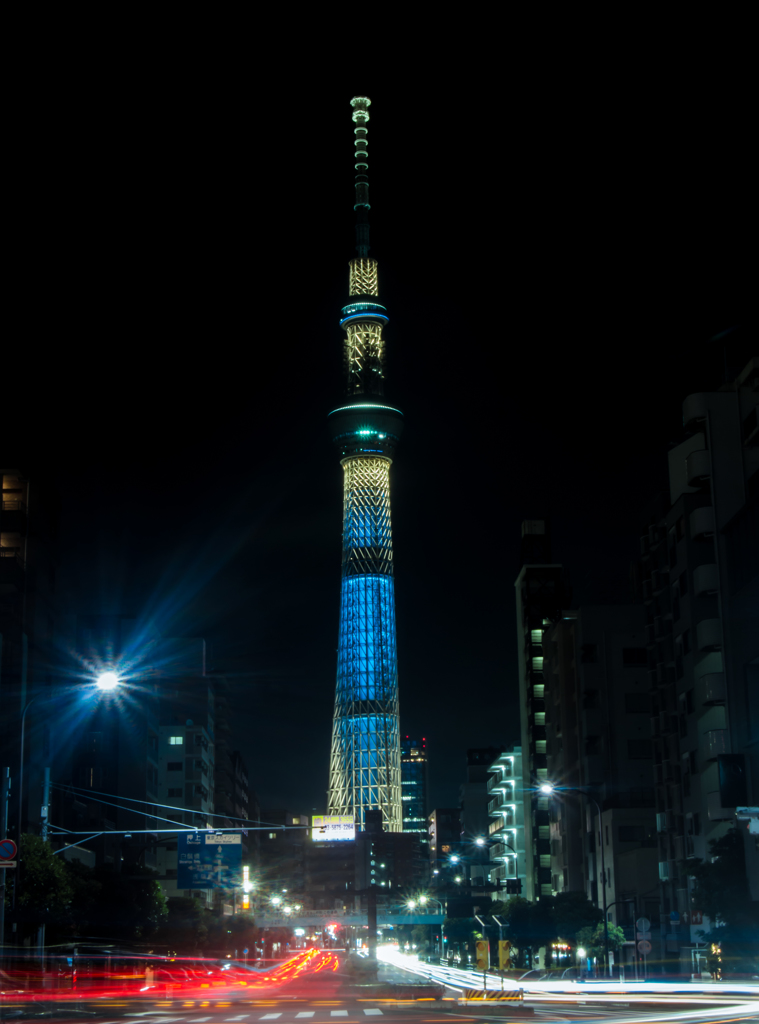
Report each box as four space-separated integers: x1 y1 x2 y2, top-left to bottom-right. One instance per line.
327 96 403 832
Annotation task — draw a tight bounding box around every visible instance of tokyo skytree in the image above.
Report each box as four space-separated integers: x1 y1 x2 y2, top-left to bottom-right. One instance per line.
326 96 403 832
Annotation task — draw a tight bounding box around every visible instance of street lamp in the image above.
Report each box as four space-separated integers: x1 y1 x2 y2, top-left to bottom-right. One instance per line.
95 671 120 691
541 782 609 977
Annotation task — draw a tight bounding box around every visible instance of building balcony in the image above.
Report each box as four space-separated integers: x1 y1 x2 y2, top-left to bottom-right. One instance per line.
651 568 669 593
488 791 515 814
487 772 511 793
693 563 719 596
690 505 715 539
704 729 728 759
696 618 723 652
706 790 733 821
700 673 726 705
682 393 709 428
686 449 711 487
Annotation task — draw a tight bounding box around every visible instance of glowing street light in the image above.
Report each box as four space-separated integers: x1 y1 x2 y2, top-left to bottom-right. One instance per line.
407 899 417 909
449 854 460 864
96 671 120 691
270 896 282 906
539 783 554 795
475 837 486 847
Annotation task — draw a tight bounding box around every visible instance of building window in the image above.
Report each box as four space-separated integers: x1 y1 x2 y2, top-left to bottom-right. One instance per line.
169 736 184 745
168 788 182 797
167 762 182 771
686 688 694 714
268 832 277 839
583 689 600 709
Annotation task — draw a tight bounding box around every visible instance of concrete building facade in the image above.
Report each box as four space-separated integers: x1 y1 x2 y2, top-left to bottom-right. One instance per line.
541 607 659 954
514 520 571 900
641 357 759 965
486 747 528 898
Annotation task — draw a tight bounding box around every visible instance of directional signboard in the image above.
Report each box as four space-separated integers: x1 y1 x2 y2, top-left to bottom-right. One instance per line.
177 832 242 890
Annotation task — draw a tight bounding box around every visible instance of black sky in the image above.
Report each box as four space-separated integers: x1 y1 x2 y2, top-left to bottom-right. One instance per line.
12 56 750 814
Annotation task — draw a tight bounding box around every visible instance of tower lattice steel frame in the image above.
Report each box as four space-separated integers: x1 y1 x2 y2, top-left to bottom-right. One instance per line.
327 96 403 832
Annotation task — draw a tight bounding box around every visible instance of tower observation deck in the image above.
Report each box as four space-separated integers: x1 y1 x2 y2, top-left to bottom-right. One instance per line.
327 96 403 832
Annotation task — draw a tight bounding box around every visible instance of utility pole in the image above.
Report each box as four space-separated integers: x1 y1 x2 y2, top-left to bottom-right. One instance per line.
0 767 10 968
38 768 50 972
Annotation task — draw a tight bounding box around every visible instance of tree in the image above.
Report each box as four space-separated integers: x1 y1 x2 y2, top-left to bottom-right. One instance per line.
551 891 603 944
12 835 73 941
576 922 626 960
688 827 759 975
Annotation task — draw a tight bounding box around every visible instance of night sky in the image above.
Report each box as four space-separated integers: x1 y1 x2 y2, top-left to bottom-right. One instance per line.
17 67 749 816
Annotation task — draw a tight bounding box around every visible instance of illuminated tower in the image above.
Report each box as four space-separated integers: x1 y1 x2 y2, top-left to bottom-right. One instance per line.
327 96 403 832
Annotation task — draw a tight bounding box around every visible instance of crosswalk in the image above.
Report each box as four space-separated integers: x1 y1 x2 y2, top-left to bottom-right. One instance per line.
119 1012 388 1022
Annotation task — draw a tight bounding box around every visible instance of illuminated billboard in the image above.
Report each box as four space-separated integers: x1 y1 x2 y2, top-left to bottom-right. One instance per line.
312 814 355 841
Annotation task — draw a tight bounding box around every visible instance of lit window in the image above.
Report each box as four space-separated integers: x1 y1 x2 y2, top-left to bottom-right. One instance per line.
269 832 277 839
169 736 184 745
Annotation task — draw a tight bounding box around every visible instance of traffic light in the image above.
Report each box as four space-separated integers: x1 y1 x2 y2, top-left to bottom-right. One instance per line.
505 878 522 895
498 940 511 969
475 940 490 971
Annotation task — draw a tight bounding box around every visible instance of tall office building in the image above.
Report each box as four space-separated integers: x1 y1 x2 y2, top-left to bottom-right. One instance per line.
327 97 403 832
641 357 759 965
401 737 428 833
514 520 570 899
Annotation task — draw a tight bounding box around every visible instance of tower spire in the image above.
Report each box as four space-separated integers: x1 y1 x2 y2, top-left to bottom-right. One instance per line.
351 96 371 257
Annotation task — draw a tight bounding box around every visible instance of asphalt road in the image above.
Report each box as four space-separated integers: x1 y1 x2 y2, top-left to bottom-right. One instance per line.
2 996 757 1024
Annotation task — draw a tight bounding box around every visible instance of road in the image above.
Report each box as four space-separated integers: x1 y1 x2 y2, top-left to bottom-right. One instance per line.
2 947 758 1024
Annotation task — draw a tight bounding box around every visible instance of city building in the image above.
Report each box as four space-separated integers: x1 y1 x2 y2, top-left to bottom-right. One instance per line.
459 747 504 886
401 737 429 834
260 810 309 899
327 96 404 832
486 747 528 898
540 607 659 957
155 718 215 906
640 356 759 966
514 520 571 900
427 807 461 879
0 468 60 841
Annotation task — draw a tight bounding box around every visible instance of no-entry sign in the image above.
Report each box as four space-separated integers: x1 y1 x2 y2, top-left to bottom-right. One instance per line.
0 838 18 860
0 838 18 866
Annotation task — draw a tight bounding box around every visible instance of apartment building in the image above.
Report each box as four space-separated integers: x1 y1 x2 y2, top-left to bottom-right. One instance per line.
514 519 571 900
541 607 658 957
641 357 759 966
486 747 528 898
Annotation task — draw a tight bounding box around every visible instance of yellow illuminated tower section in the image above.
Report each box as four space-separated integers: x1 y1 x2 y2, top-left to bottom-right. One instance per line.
327 97 403 832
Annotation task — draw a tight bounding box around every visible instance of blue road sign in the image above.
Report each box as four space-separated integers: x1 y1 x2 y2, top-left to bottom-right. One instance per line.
0 839 18 860
177 832 242 889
